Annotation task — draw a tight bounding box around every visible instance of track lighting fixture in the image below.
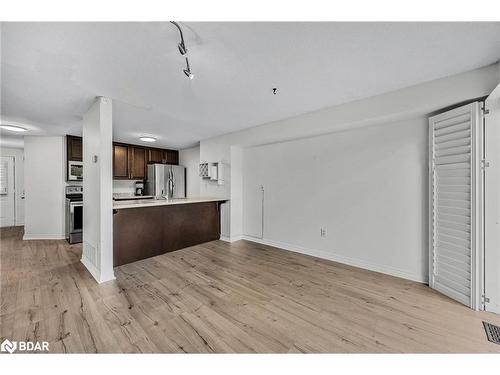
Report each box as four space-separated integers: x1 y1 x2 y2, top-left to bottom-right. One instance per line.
170 21 194 79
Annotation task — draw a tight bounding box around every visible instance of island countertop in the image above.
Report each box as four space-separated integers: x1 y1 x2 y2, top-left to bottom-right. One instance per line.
113 197 228 210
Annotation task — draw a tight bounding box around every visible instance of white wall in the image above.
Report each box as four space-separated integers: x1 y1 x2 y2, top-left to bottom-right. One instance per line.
0 147 24 225
200 62 500 281
243 118 428 282
82 97 114 283
179 145 201 198
23 136 65 239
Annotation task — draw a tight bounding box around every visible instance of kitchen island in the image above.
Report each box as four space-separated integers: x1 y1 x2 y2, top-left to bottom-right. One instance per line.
113 197 227 266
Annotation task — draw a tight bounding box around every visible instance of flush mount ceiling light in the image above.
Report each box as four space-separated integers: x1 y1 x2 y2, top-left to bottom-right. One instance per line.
0 124 27 132
139 137 157 143
170 21 194 80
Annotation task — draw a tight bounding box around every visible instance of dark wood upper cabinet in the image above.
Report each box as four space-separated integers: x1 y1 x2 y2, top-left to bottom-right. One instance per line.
67 135 179 180
146 148 179 165
111 142 179 180
147 148 165 164
129 146 146 179
165 149 179 165
113 144 130 179
67 135 83 161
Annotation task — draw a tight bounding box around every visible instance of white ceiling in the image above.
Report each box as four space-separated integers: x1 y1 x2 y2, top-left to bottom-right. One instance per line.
1 22 500 149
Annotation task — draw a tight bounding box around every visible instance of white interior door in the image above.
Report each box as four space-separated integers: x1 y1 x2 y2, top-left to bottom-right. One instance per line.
429 102 483 309
484 84 500 314
0 156 16 227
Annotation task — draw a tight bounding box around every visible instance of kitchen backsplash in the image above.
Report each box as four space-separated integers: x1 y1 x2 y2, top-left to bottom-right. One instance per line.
113 180 139 195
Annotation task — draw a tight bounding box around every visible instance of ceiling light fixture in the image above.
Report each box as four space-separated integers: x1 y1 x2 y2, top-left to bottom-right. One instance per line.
170 21 194 80
139 137 157 143
0 124 28 132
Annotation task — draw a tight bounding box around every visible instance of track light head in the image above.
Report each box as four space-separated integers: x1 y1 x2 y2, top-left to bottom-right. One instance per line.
178 42 188 56
183 68 194 80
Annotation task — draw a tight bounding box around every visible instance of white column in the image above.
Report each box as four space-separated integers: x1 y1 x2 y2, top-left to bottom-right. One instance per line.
230 146 243 241
81 97 114 283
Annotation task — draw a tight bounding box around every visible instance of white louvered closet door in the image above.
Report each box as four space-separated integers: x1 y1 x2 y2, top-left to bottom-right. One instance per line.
429 102 483 309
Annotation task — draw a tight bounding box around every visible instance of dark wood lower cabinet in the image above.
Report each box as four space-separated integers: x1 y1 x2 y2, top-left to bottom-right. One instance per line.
113 202 222 267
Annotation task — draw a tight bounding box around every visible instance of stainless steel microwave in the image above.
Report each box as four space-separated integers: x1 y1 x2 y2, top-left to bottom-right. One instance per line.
68 161 83 181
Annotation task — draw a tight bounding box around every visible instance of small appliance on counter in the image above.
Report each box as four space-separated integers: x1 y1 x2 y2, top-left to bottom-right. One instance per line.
135 181 144 196
65 185 83 244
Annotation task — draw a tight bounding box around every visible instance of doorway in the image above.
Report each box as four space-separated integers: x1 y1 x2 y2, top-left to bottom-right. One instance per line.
0 156 16 227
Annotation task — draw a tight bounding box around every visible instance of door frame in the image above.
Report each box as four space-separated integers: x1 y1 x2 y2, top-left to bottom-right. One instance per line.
0 155 16 228
484 83 500 314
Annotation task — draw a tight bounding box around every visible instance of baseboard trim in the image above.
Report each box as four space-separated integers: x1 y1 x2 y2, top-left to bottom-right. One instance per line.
81 255 101 282
80 255 116 284
486 303 500 315
241 236 427 283
23 233 66 240
219 235 243 243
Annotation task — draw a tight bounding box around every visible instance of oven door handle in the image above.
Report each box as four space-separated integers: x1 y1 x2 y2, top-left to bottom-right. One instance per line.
70 204 75 231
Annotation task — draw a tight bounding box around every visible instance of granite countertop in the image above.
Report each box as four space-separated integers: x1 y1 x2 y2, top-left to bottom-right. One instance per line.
113 197 228 209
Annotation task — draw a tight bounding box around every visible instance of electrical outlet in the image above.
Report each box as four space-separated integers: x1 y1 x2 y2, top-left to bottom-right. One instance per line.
320 228 327 238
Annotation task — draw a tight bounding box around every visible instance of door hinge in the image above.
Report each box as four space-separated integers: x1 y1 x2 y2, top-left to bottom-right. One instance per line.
481 103 490 115
481 159 490 170
482 295 490 304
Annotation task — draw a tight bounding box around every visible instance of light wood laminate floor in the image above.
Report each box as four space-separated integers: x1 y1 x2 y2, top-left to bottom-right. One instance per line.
1 226 499 353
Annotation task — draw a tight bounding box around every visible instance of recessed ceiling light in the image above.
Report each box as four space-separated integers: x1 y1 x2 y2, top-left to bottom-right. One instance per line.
0 124 27 132
140 137 156 143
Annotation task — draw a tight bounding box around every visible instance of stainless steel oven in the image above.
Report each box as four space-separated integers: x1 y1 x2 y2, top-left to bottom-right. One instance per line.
65 185 83 244
68 161 83 181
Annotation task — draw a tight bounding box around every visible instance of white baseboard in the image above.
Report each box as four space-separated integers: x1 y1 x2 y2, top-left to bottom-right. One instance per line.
80 255 115 284
219 235 243 243
241 236 427 283
23 233 66 240
486 302 500 315
81 255 100 281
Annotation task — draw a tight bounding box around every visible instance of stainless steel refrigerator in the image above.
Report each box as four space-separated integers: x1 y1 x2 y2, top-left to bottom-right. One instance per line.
145 164 186 199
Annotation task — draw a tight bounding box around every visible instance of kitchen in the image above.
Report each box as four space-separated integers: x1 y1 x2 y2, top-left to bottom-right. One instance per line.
65 134 226 267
